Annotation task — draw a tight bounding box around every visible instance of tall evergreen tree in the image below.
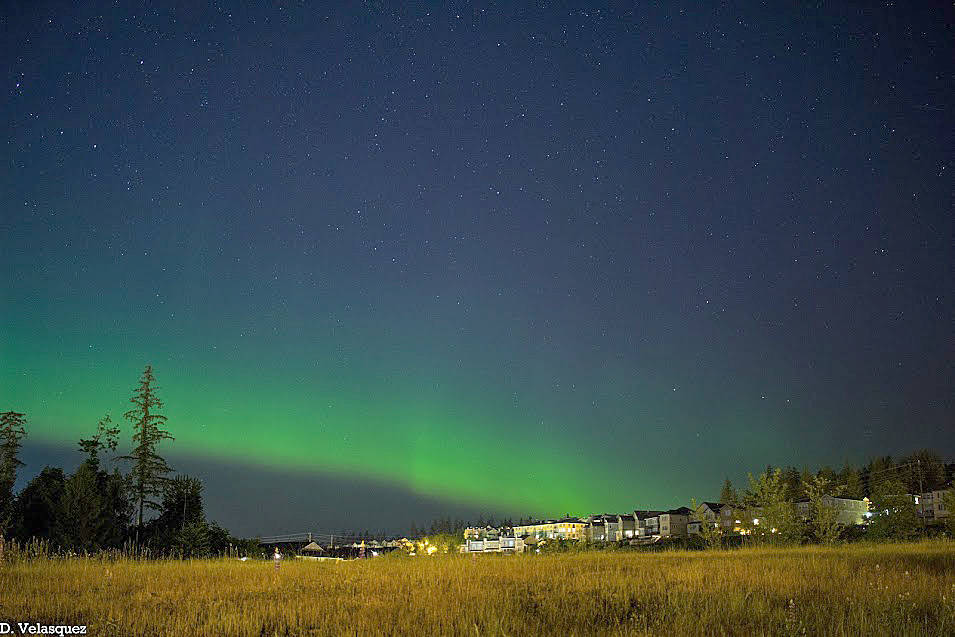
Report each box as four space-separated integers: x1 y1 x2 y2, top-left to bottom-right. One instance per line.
99 468 132 548
120 366 174 543
816 465 837 482
795 466 812 500
64 419 132 550
0 411 28 534
899 450 946 494
840 463 864 499
719 478 738 506
11 467 65 543
55 460 106 552
781 466 802 501
149 475 207 556
157 475 204 531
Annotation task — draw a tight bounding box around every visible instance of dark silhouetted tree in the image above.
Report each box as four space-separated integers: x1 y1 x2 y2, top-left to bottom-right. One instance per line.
78 413 121 465
840 463 864 500
0 411 28 534
11 467 65 542
55 460 106 552
175 521 211 558
899 450 946 494
120 366 174 543
157 475 204 531
145 475 210 556
781 467 802 502
719 478 738 506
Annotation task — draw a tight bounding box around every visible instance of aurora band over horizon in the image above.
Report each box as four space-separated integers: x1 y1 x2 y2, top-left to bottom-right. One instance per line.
2 327 638 517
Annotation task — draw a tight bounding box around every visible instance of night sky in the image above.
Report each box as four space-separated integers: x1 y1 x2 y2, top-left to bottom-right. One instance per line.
2 2 952 537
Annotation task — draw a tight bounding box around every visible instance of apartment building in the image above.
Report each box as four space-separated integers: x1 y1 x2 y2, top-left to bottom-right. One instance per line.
635 507 694 539
461 536 526 554
693 502 737 532
634 510 664 538
658 507 694 537
917 487 952 520
463 526 500 540
586 514 627 541
794 496 870 526
512 517 588 540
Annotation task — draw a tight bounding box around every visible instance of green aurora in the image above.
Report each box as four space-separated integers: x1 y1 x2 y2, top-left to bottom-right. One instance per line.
2 321 642 515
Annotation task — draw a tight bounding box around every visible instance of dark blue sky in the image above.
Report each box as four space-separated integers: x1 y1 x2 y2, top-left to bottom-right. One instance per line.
2 2 952 536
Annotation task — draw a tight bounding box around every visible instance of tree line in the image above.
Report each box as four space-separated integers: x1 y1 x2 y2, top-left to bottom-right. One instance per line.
0 365 253 557
697 450 953 547
410 450 952 548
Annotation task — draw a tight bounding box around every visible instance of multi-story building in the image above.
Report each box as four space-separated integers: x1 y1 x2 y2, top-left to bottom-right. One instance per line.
618 513 638 539
634 510 664 538
658 507 693 537
461 536 525 554
513 517 588 540
917 487 952 520
693 502 738 532
794 497 870 526
463 526 500 540
586 514 625 541
635 507 694 539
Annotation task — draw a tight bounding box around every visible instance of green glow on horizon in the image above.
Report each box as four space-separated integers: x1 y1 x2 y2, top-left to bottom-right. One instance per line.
0 338 617 516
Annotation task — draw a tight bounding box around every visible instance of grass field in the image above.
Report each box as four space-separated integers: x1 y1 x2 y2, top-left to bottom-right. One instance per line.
2 541 955 636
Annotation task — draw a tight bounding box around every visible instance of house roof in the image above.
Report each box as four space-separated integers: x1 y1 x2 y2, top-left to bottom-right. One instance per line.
666 506 694 515
301 542 323 553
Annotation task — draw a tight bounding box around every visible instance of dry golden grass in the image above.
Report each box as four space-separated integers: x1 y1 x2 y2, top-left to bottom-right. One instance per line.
2 540 955 636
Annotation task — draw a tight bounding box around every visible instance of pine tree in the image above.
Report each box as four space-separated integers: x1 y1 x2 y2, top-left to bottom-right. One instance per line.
782 466 802 501
0 411 28 535
719 478 738 506
55 460 106 552
157 476 204 531
899 450 946 494
153 476 207 557
799 466 813 500
11 467 65 543
840 463 864 499
65 419 131 550
120 366 174 543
